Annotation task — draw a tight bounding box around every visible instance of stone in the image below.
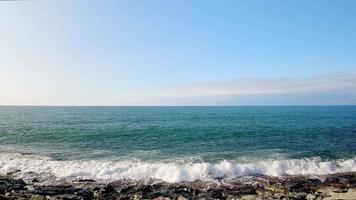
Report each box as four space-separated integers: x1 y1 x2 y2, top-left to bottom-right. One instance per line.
133 193 143 200
240 194 261 200
153 196 171 200
46 194 83 200
31 185 74 196
177 195 186 200
306 193 316 200
74 179 96 183
73 188 93 200
0 172 355 200
0 177 26 194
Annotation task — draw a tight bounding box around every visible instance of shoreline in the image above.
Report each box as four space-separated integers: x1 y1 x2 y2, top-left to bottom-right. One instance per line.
1 150 355 184
1 172 355 199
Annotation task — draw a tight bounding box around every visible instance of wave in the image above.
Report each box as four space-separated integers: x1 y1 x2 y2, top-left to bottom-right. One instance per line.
0 152 355 183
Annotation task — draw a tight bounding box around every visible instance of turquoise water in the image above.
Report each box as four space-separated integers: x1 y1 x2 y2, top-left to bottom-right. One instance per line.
0 106 355 182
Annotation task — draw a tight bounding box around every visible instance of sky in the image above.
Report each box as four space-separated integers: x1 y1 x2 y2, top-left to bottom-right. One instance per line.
0 0 356 106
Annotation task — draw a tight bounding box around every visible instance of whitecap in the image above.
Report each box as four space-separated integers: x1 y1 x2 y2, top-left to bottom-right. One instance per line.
0 152 355 183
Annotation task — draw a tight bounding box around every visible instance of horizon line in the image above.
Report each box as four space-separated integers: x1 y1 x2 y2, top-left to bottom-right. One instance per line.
1 104 356 107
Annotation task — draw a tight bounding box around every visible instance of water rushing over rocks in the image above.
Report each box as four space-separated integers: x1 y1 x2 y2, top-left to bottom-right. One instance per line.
1 151 355 183
1 172 355 199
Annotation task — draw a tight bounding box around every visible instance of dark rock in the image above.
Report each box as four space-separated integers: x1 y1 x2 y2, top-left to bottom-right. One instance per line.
305 178 322 185
207 188 223 199
73 188 93 200
1 172 355 199
288 192 307 200
31 185 74 196
49 194 83 200
31 178 40 183
224 185 257 197
0 177 26 194
323 173 353 187
290 182 306 192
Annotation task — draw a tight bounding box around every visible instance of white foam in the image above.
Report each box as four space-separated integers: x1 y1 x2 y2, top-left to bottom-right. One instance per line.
0 152 355 183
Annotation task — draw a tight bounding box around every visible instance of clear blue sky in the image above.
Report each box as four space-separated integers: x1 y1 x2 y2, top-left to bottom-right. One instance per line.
1 0 355 105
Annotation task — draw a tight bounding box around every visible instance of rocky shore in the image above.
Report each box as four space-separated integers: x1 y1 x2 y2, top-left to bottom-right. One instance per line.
0 172 355 200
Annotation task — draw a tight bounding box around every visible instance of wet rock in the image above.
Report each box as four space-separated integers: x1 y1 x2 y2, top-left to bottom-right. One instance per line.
305 178 322 185
31 185 74 196
74 179 96 183
73 188 93 200
0 177 26 194
323 173 354 187
1 172 356 199
207 188 223 199
226 185 257 197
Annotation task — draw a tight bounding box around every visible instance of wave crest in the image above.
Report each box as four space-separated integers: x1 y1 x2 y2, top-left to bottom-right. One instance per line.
0 152 355 183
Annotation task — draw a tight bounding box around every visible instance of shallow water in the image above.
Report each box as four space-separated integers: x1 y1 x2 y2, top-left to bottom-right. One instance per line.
0 106 355 182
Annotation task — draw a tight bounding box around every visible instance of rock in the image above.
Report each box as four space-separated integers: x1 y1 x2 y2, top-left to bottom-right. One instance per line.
206 188 223 199
0 177 26 194
31 185 74 196
0 172 355 199
28 194 47 200
272 192 286 199
323 173 354 187
240 194 261 200
153 196 171 200
73 188 93 200
255 189 272 198
288 192 307 200
265 185 287 193
305 178 322 185
306 193 316 200
177 195 186 200
74 179 96 183
133 193 142 200
46 194 83 200
318 188 356 200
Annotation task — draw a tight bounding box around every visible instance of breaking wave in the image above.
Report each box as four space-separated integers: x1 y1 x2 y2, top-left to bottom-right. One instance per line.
0 152 355 183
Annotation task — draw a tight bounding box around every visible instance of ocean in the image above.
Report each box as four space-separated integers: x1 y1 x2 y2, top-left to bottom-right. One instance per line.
0 106 355 183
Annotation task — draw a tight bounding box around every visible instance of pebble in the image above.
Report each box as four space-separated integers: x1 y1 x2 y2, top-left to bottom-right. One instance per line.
0 172 355 199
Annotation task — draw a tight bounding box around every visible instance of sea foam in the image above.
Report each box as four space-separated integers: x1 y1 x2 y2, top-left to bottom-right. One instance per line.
0 152 355 183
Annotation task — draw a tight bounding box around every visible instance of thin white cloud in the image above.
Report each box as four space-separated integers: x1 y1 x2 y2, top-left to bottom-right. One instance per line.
142 74 356 105
158 74 356 97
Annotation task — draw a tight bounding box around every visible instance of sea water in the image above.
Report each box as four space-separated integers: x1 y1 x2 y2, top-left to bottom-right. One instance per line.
0 106 355 182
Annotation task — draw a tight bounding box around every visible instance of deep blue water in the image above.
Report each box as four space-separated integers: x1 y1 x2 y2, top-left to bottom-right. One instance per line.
1 106 355 162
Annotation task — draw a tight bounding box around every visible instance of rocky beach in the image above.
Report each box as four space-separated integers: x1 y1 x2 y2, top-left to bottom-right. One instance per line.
1 172 355 200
